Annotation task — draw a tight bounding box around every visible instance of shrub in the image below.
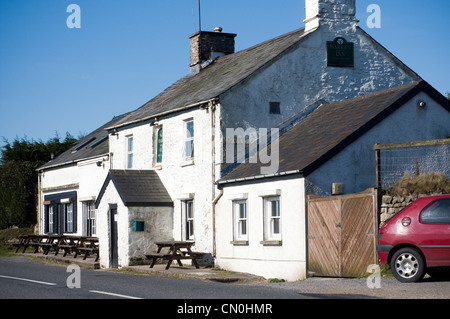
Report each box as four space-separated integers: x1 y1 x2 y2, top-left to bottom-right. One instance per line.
387 172 450 197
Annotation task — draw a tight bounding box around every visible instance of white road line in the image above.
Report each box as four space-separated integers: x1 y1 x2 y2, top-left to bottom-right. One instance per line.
0 274 57 286
89 290 143 300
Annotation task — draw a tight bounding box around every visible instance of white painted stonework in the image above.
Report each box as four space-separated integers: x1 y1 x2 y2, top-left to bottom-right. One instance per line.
215 178 307 282
36 0 449 279
95 180 173 269
38 155 110 236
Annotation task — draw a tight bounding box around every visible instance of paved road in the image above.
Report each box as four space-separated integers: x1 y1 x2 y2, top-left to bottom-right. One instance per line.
1 256 449 301
0 257 309 300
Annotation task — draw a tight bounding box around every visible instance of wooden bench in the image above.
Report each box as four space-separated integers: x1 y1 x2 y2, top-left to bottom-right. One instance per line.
12 235 29 253
74 237 99 261
145 253 175 268
55 236 84 257
146 241 202 270
39 236 61 255
30 235 50 253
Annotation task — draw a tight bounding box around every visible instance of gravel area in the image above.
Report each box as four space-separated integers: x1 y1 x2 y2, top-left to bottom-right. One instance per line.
256 276 450 299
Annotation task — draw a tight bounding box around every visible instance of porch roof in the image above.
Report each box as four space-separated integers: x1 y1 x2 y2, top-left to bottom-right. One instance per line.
96 170 173 208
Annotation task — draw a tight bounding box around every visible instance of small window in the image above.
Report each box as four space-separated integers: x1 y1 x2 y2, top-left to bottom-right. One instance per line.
156 127 163 164
184 120 194 161
47 205 55 234
269 102 281 115
420 199 450 224
264 196 281 240
134 220 145 232
183 200 194 240
65 203 74 233
126 136 133 169
233 200 248 241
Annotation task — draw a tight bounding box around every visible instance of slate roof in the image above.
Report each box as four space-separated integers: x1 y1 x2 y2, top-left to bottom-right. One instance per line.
95 170 173 207
218 80 450 184
38 114 128 170
107 27 310 130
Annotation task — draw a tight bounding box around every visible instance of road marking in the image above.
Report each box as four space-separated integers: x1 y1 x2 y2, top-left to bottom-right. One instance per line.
0 275 57 286
89 290 143 299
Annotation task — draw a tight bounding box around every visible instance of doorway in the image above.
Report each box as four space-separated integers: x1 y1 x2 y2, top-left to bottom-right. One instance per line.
109 205 119 268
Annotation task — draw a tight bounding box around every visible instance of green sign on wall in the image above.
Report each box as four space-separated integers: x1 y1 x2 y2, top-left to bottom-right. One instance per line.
327 37 354 68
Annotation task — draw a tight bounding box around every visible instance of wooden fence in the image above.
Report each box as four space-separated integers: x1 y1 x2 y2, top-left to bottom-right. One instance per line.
307 189 378 278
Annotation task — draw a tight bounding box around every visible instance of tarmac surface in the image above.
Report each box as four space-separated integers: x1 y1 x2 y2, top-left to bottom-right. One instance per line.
20 251 266 284
16 251 450 299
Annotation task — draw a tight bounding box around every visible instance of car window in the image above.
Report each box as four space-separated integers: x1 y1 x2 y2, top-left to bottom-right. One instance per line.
420 199 450 224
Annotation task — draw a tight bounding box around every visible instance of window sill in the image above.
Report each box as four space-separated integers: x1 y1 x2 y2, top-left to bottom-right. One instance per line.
181 159 195 167
230 240 249 246
260 240 282 246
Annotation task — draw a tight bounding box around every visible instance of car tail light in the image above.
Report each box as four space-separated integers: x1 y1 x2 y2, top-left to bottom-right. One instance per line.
379 227 387 239
401 217 411 227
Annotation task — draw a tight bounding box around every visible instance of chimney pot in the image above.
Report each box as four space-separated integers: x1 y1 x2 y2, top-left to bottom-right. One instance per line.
189 30 237 73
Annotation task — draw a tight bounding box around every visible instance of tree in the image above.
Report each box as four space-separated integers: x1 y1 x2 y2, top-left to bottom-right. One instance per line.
0 133 77 229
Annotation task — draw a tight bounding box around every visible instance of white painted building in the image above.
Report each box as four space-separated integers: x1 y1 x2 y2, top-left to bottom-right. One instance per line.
216 81 450 281
37 0 449 279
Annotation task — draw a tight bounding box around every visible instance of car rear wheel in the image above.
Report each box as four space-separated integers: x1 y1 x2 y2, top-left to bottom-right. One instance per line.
391 248 426 283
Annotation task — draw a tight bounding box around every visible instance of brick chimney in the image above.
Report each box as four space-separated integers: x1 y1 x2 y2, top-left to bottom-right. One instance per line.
304 0 357 32
189 27 237 74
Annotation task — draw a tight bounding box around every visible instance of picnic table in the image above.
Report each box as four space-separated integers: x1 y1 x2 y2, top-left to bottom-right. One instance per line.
73 237 99 261
146 241 201 270
12 235 40 253
13 234 99 262
39 235 61 255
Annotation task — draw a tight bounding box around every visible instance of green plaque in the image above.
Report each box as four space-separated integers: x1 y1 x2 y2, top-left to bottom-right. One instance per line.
327 37 354 68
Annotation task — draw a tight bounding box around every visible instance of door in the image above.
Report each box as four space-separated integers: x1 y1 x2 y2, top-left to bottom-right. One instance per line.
109 205 119 269
418 198 450 266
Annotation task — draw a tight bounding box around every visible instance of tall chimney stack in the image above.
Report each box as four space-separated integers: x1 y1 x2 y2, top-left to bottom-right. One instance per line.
304 0 357 32
189 28 237 74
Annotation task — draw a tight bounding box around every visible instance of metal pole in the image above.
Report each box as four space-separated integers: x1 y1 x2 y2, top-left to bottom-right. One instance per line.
198 0 202 31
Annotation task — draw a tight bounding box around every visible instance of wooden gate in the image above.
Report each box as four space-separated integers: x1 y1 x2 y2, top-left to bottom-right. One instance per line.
307 189 378 278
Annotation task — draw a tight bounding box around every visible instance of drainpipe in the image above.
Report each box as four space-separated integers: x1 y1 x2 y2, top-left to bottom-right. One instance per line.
37 171 43 235
209 99 223 257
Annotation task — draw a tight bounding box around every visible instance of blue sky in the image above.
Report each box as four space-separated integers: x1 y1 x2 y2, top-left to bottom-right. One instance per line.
0 0 449 151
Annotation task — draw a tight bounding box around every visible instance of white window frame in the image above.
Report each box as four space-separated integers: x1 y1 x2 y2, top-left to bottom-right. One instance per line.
183 200 194 241
183 119 194 162
263 196 281 241
65 203 74 233
233 200 248 242
83 201 96 236
126 135 134 169
48 205 54 234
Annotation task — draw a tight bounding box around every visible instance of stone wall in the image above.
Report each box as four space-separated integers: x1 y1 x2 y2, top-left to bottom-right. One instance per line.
380 194 415 225
380 193 447 225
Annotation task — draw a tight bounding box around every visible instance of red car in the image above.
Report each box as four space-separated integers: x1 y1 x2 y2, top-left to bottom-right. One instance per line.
377 195 450 283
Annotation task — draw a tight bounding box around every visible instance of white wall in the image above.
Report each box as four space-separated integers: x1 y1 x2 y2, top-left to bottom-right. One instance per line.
128 207 173 261
108 107 219 254
219 25 419 141
215 177 307 281
96 181 128 269
39 156 110 236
